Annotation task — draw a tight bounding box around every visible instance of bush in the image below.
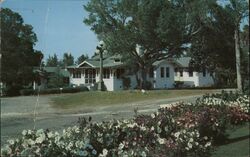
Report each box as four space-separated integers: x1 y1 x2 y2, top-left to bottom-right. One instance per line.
20 89 35 96
173 81 184 88
5 85 22 96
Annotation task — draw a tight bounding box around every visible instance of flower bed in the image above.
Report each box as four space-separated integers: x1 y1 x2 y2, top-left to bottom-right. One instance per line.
1 92 249 157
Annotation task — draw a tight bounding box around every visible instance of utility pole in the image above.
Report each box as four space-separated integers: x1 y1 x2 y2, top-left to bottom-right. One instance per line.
96 41 105 91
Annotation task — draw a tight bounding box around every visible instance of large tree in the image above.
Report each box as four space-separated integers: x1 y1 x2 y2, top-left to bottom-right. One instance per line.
189 2 236 86
1 8 43 90
62 52 74 67
188 1 249 89
84 0 205 88
226 0 249 92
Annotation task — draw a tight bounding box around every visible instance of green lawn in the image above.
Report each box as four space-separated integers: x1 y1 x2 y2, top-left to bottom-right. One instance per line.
51 89 220 109
212 124 250 157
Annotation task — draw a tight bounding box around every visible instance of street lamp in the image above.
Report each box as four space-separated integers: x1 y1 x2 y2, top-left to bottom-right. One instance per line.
96 40 105 91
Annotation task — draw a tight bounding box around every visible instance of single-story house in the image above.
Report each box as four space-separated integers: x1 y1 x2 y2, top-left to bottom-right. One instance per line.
67 55 214 91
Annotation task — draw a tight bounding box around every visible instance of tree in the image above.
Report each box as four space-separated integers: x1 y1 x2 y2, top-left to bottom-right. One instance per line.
76 54 89 65
63 52 74 67
240 25 249 93
1 8 43 94
84 0 192 89
189 2 237 86
225 0 249 92
46 54 59 67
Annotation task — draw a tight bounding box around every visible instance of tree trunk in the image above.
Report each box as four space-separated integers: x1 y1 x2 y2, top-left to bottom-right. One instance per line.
235 28 242 92
139 65 147 90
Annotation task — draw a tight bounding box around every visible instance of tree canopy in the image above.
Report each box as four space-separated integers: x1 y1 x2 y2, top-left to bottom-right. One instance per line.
63 52 74 67
1 8 43 88
46 54 60 67
76 54 89 65
84 0 213 88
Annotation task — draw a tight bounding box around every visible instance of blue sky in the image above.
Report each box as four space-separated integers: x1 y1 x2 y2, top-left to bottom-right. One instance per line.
2 0 98 60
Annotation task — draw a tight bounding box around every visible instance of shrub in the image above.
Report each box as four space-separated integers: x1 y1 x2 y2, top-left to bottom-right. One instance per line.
173 81 184 88
5 85 22 96
20 89 35 96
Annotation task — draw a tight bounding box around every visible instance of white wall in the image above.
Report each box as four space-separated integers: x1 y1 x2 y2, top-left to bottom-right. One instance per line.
175 71 199 87
174 70 214 87
197 71 214 87
150 61 175 89
69 72 85 86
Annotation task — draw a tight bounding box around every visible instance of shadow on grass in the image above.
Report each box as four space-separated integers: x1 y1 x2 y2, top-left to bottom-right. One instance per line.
216 135 250 146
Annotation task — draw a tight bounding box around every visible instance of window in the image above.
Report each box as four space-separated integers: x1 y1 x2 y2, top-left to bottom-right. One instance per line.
85 69 96 84
103 69 110 79
180 69 183 77
73 71 81 78
160 67 164 78
188 68 193 77
202 68 206 77
149 67 154 78
166 67 170 78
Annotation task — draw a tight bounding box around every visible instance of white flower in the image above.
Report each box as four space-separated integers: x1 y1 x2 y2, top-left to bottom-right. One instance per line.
22 130 27 136
7 139 14 145
36 136 44 143
188 142 193 149
99 149 108 157
140 126 146 131
119 143 124 150
189 138 194 143
150 126 155 131
158 138 166 144
174 132 180 138
27 139 35 145
204 136 208 140
47 132 54 138
151 113 155 118
141 151 147 157
205 142 211 147
27 130 32 135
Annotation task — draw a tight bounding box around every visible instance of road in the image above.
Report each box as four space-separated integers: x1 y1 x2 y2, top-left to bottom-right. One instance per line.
1 89 231 146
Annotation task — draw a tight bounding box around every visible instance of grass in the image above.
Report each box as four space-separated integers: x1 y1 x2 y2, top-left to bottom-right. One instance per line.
51 89 220 109
212 124 250 157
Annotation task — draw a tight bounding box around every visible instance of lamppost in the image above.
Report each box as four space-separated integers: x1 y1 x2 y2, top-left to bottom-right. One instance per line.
96 40 105 91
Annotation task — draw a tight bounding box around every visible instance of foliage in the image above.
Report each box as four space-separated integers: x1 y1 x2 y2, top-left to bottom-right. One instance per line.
2 91 249 156
173 81 184 88
76 54 89 65
63 53 74 67
46 54 60 67
83 0 201 89
1 8 43 90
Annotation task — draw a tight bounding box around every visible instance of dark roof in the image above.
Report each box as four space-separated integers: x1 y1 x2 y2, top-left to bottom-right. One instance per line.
34 67 70 77
75 54 124 68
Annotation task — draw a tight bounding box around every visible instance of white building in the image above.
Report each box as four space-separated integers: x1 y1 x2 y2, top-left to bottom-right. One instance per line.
174 57 214 87
67 56 214 91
